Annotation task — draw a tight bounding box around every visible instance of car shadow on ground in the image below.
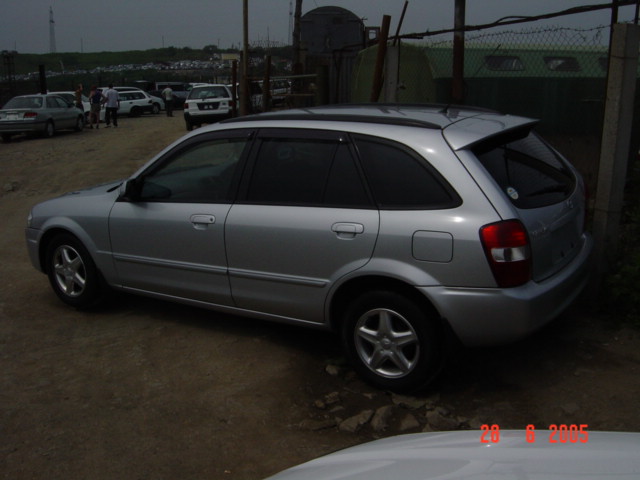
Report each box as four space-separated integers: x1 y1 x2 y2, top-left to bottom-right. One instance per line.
87 288 621 399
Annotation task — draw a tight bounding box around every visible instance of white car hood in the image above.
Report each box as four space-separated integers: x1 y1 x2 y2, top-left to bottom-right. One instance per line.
265 431 640 480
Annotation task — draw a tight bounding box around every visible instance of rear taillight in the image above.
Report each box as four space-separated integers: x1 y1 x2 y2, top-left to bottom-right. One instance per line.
480 220 531 287
24 112 38 118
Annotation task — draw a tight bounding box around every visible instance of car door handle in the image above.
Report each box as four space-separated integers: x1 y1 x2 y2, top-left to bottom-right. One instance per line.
332 222 364 239
190 214 216 229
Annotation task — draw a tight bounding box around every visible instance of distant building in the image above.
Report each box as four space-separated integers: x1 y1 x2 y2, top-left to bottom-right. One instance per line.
221 53 240 64
301 6 366 103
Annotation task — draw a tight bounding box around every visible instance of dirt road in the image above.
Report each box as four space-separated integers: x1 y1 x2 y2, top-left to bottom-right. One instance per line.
1 116 639 479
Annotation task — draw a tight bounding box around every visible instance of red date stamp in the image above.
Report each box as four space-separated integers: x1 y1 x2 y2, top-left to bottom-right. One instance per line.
480 424 589 444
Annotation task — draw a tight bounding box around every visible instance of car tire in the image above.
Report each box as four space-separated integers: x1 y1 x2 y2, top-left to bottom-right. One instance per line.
43 121 55 138
45 233 106 309
152 103 160 114
74 115 84 131
185 120 193 131
341 290 442 393
130 106 142 117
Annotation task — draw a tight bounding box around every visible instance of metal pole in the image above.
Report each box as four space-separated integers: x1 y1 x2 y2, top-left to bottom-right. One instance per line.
263 55 271 112
370 15 391 102
231 60 238 117
610 0 620 45
452 0 466 104
292 0 303 95
393 1 409 46
38 65 47 94
241 0 249 116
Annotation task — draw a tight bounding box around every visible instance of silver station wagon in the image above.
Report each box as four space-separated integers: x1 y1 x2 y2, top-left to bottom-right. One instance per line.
25 104 592 391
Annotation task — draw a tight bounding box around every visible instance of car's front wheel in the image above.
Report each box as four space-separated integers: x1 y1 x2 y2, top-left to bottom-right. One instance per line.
152 103 160 114
45 233 106 309
341 290 442 392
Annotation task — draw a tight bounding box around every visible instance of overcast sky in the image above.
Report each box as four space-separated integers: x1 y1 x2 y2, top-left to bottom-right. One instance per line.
1 0 638 54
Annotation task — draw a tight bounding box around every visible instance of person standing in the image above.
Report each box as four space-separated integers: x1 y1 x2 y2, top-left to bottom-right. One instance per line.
74 84 84 111
88 85 103 129
103 84 119 128
161 85 174 117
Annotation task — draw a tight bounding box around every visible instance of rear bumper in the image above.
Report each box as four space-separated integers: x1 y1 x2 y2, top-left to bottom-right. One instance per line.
184 111 231 125
0 120 46 134
420 233 593 346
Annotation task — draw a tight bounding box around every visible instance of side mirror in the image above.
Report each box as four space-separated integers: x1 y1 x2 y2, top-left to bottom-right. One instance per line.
119 178 141 202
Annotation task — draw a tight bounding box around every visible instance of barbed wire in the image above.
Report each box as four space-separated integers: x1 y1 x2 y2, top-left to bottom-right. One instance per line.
422 25 611 48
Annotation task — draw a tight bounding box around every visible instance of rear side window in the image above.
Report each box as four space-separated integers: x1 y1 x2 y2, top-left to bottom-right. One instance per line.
353 136 461 209
473 132 575 209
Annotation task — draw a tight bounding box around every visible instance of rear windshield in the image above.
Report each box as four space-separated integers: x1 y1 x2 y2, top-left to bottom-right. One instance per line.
188 86 230 100
4 97 43 109
473 132 575 209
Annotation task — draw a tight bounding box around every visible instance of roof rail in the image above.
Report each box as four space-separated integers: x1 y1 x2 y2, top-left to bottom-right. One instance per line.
221 113 441 129
323 103 500 114
221 103 501 130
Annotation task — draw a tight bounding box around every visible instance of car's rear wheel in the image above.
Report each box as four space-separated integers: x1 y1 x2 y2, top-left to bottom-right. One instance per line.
45 233 105 309
43 121 55 138
130 106 142 117
185 119 193 131
341 290 442 392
